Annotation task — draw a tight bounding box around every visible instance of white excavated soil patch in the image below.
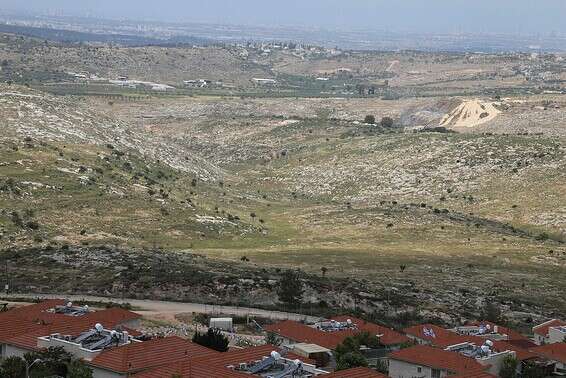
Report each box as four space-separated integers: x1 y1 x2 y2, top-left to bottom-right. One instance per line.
440 99 501 128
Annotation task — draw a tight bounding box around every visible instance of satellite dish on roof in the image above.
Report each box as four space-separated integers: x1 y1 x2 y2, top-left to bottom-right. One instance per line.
294 359 302 366
346 319 352 325
66 301 73 307
486 324 491 330
270 351 281 360
481 345 491 355
95 323 104 332
485 340 494 347
84 305 89 311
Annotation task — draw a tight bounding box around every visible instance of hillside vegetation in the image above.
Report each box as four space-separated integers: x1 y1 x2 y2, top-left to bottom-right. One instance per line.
0 31 565 324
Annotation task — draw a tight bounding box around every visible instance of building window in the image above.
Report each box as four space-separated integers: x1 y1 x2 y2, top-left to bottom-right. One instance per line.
417 367 422 373
432 369 441 378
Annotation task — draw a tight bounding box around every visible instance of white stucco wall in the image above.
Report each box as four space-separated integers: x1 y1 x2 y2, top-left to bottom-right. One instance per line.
91 367 126 378
388 358 449 378
548 327 566 344
4 344 31 359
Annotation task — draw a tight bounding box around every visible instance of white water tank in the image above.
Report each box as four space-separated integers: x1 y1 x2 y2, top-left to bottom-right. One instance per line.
209 317 233 331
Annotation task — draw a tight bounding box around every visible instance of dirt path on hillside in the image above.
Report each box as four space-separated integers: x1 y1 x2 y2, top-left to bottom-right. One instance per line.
1 293 320 323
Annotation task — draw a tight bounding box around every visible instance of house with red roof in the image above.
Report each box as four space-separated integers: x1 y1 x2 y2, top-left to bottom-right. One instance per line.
88 336 217 377
387 345 488 378
455 321 531 343
265 316 409 351
133 344 387 378
403 324 481 348
533 319 566 345
330 316 410 346
0 300 141 360
530 343 566 374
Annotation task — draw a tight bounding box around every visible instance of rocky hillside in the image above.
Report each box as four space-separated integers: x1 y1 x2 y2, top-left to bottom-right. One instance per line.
0 34 270 87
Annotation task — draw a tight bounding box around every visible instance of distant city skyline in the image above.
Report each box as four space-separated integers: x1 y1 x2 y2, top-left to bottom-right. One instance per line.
2 0 566 35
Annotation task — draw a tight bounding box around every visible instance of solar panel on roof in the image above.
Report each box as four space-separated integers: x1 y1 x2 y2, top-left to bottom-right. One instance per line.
248 355 277 374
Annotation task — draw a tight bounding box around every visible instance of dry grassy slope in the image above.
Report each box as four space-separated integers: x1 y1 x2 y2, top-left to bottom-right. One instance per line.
0 85 272 250
180 113 566 314
0 84 221 179
268 50 526 84
0 86 564 315
96 95 565 239
89 95 566 307
0 139 264 251
0 34 269 86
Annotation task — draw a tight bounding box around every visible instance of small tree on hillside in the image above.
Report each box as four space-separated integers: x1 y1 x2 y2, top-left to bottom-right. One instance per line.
380 116 394 128
192 328 229 352
364 115 376 124
499 355 518 378
336 352 368 371
277 270 304 306
481 301 503 324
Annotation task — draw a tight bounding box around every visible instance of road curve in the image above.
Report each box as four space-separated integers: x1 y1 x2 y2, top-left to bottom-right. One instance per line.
1 293 321 323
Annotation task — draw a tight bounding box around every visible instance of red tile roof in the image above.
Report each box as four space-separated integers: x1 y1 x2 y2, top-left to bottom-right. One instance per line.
491 340 537 361
0 299 142 351
505 339 537 350
325 367 388 378
191 344 314 366
265 317 408 350
90 336 216 374
331 316 410 346
403 324 482 348
533 319 566 337
265 320 345 349
466 321 529 342
2 326 48 351
133 345 314 378
530 343 566 363
0 318 45 343
388 345 486 374
0 299 65 322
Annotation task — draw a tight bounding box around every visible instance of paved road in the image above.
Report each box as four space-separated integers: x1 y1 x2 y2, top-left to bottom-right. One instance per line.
1 293 321 323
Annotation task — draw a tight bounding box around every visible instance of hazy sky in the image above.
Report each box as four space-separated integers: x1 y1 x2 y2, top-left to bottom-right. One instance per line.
3 0 566 35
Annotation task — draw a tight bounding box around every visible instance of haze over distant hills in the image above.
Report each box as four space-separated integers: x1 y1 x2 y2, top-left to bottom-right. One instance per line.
3 0 566 35
1 11 566 52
